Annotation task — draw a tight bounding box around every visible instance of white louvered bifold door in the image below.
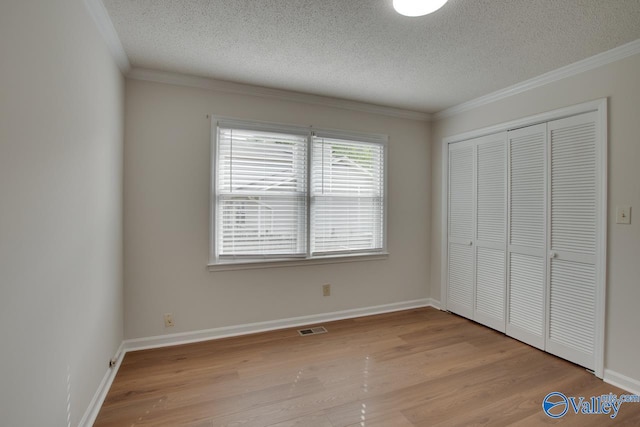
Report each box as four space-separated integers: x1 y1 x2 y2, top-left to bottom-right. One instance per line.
447 140 475 320
506 123 547 350
546 112 600 370
474 133 507 332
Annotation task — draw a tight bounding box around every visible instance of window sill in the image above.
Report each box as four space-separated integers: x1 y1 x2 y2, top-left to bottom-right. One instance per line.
208 252 389 272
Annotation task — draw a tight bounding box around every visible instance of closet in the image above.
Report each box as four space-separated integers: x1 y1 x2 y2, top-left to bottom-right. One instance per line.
444 102 606 376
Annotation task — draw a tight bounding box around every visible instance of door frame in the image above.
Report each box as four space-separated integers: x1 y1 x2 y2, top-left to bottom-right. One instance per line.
440 98 607 378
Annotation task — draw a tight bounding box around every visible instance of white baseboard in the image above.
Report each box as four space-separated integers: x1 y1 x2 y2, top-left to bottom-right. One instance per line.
124 298 433 352
80 299 436 425
428 298 442 310
604 369 640 396
80 301 640 425
79 341 125 427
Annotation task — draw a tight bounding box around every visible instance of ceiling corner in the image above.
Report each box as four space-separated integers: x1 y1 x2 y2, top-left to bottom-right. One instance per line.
83 0 130 73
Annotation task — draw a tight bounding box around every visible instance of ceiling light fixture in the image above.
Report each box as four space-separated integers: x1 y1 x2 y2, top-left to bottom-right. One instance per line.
393 0 448 17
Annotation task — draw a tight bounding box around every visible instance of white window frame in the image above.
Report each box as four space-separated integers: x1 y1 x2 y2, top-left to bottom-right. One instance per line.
209 116 388 270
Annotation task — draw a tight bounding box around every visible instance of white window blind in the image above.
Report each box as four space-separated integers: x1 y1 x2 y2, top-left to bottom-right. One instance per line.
311 135 385 255
212 118 387 265
216 126 308 258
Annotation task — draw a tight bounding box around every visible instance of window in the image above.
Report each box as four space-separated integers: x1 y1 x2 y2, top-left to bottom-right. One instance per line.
311 134 385 255
211 118 387 266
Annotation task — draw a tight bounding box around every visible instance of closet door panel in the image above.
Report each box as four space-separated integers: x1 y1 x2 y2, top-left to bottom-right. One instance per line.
474 134 507 331
506 123 547 350
476 247 506 330
448 244 474 317
509 131 546 249
546 112 599 370
548 259 595 368
509 253 545 339
550 117 597 256
447 141 475 319
476 137 506 244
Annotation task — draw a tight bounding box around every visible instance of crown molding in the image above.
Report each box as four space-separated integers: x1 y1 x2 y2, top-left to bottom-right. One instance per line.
83 0 130 73
127 68 431 121
434 38 640 120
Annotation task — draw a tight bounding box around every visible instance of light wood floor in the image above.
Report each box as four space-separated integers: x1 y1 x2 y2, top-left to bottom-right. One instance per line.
95 308 640 426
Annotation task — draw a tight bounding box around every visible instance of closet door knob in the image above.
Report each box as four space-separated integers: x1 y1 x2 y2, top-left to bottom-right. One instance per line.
549 251 557 258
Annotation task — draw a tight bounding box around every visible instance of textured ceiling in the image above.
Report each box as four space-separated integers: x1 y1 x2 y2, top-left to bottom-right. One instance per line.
103 0 640 113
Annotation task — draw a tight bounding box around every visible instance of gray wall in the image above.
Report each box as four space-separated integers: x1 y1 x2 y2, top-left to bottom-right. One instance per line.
4 1 638 421
123 78 431 340
0 0 124 425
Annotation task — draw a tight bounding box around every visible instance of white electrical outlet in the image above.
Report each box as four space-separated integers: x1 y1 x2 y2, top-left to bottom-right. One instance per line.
322 284 331 297
164 313 174 327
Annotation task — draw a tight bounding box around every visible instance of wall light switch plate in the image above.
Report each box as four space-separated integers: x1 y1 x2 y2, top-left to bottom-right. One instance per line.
616 206 631 224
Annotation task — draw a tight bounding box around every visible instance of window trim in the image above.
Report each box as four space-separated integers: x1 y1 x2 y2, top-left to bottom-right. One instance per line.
207 252 389 271
209 115 388 268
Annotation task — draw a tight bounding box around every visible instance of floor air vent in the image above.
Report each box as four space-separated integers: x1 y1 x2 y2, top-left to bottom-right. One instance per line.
297 326 328 336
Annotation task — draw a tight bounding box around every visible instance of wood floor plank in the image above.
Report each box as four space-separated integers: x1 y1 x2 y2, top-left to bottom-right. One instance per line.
264 411 334 427
344 411 415 427
94 308 640 426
